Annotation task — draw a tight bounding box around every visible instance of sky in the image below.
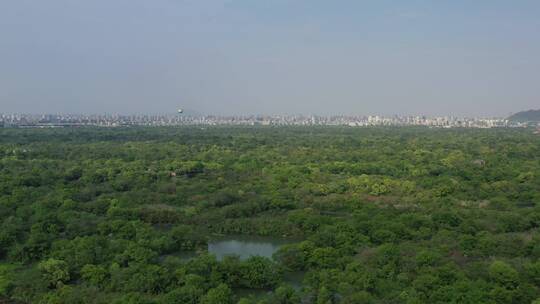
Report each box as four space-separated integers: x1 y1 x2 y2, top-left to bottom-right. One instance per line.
1 0 539 117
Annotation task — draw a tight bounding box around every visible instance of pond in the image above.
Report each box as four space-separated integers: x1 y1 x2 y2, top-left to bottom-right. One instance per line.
208 236 305 292
208 235 296 261
162 235 305 292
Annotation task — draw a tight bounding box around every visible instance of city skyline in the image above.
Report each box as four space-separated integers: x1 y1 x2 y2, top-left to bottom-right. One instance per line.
2 112 537 129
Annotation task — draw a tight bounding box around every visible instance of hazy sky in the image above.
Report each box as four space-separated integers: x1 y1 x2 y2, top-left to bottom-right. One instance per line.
1 0 539 116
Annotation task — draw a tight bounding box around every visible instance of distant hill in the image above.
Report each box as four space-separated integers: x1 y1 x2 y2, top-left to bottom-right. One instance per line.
508 109 540 122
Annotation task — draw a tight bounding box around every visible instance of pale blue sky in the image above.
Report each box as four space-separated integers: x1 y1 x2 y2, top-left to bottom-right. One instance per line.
1 0 539 116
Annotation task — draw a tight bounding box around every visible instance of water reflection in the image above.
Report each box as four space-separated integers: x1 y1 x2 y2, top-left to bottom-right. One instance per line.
208 235 294 261
162 235 305 292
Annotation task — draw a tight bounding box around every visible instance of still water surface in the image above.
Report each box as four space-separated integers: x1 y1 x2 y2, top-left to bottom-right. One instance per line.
208 236 305 295
208 235 295 260
165 236 305 293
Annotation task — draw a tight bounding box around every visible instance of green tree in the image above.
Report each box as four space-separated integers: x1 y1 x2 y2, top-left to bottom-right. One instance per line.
271 284 300 304
489 261 519 288
241 256 282 289
317 286 334 304
200 284 233 304
38 258 70 288
81 264 108 287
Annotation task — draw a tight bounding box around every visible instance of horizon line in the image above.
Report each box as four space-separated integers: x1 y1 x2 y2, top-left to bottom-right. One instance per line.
3 111 537 119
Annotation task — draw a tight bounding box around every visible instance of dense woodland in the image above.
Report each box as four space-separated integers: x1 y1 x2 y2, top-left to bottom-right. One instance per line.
0 126 539 304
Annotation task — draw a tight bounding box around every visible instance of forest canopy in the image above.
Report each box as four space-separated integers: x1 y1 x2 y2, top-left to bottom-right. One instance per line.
0 126 539 303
